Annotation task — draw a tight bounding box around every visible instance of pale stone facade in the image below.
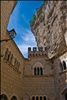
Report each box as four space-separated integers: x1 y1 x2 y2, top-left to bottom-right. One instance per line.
1 1 67 100
1 1 24 100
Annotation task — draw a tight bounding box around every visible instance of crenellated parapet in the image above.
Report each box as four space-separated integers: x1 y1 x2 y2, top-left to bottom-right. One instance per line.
28 47 48 59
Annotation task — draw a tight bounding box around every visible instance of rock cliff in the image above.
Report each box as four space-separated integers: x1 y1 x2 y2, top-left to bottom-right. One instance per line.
30 1 67 59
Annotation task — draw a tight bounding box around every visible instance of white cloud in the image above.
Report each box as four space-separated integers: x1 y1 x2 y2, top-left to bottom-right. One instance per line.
18 29 37 58
21 14 29 25
21 29 37 45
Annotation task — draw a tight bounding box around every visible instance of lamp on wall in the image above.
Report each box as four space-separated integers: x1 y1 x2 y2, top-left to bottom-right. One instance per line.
0 29 16 43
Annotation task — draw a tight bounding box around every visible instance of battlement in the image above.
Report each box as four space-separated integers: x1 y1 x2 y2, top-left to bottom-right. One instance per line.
28 47 48 58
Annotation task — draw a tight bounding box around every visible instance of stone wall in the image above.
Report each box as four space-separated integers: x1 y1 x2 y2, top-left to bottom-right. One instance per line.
1 1 67 100
1 30 25 100
1 1 17 39
23 56 55 100
53 52 67 100
1 1 24 100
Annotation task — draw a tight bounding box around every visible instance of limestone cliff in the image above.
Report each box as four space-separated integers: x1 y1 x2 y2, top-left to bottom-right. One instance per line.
30 1 67 59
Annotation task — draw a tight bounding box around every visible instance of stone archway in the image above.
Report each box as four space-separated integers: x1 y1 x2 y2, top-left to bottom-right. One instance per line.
10 96 17 100
0 94 8 100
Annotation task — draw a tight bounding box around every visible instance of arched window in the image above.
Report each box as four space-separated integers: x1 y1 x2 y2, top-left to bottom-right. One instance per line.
34 67 36 75
40 96 42 100
0 94 8 100
7 51 11 62
34 67 43 75
63 61 66 70
32 96 35 100
40 67 43 75
37 67 39 75
4 48 8 59
10 96 17 100
4 49 13 64
17 62 20 70
65 92 67 100
36 96 38 100
33 62 43 76
44 96 46 100
10 54 13 64
14 58 17 67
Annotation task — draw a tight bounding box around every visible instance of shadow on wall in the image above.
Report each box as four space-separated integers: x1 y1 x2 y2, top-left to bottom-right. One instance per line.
59 59 67 100
0 94 8 100
0 94 17 100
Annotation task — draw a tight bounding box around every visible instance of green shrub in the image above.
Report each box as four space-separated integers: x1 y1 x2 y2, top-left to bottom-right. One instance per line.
32 14 36 21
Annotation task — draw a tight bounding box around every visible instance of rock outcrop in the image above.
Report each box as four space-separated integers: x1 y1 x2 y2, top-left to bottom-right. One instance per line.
30 1 67 59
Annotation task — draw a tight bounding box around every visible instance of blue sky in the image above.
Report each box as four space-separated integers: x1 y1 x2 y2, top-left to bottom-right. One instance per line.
7 1 43 58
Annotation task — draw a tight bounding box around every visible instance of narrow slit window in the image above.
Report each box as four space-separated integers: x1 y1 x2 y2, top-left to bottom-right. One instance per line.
4 48 8 59
34 67 36 75
40 67 43 75
36 96 38 100
32 96 35 100
7 51 11 62
10 54 13 64
44 96 46 100
37 67 39 75
40 96 42 100
65 92 67 100
63 61 66 70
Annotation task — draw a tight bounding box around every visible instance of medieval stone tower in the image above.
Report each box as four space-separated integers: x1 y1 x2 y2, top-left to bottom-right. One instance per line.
1 1 67 100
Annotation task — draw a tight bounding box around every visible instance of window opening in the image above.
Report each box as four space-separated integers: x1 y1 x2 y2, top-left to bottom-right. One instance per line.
10 54 13 64
34 67 36 75
32 96 35 100
4 48 8 59
14 58 17 67
65 92 67 100
36 96 38 100
40 67 43 75
7 51 11 62
10 96 17 100
37 67 39 75
0 94 8 100
44 96 46 100
63 61 66 70
40 96 42 100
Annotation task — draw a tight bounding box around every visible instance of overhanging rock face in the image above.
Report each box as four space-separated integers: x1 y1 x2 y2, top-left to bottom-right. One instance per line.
30 1 67 59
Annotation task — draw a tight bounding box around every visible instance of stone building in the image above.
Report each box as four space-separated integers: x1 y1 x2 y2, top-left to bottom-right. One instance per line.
1 1 67 100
